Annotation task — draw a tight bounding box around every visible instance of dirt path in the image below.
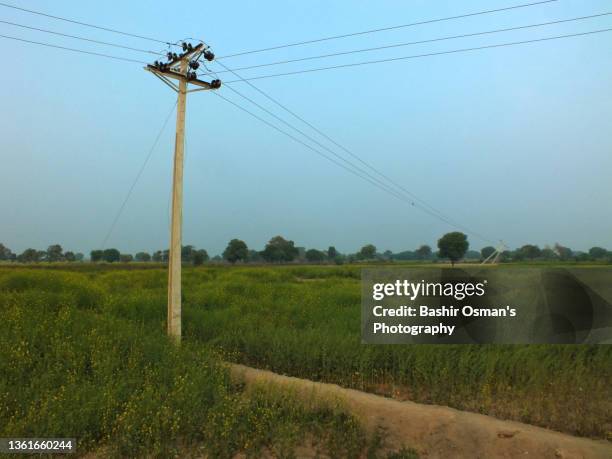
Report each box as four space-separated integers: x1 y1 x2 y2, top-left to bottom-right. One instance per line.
230 364 612 459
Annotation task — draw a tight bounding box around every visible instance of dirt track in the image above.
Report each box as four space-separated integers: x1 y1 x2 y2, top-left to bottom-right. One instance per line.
230 364 612 459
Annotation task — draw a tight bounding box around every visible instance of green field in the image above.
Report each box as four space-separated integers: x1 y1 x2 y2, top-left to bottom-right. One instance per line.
1 264 610 456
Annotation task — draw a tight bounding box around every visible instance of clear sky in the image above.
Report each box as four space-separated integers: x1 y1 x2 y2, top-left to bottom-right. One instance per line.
1 0 611 256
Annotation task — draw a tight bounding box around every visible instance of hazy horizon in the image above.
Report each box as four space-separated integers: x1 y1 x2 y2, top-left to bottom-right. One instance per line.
2 0 611 256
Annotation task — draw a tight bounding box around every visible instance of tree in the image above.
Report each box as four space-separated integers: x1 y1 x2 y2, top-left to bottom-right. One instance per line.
102 248 120 263
135 252 151 262
75 253 84 262
540 247 557 260
554 243 572 261
46 244 63 262
261 236 298 263
182 245 196 264
18 248 41 263
0 243 14 261
327 246 337 260
574 252 590 262
248 249 262 263
223 239 249 264
90 250 103 262
481 246 496 260
359 244 377 260
120 254 133 263
152 251 163 262
192 249 209 266
64 251 76 262
518 244 541 260
394 250 416 261
305 249 326 263
437 232 469 266
415 245 432 260
383 250 393 260
589 246 608 260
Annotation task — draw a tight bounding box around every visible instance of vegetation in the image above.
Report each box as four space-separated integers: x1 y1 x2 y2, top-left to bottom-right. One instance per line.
181 245 209 265
1 264 609 444
437 232 469 266
180 265 610 440
0 269 395 458
414 245 432 260
481 246 496 260
306 248 326 262
261 236 299 263
359 244 377 260
135 251 151 262
1 233 611 265
223 239 249 264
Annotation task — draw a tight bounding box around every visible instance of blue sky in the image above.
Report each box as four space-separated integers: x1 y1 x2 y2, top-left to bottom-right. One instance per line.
1 0 611 256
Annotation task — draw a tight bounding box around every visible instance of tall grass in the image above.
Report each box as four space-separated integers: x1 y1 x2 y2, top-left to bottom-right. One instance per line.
2 265 610 442
0 269 374 458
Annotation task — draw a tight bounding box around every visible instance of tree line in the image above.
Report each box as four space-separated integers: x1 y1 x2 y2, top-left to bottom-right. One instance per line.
1 234 610 265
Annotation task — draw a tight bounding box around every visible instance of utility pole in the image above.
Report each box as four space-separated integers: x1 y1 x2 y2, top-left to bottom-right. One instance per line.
481 241 506 265
145 42 221 343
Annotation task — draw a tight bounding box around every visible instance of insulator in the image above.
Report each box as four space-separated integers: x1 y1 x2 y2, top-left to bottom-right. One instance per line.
189 61 200 70
204 50 215 61
182 42 188 52
172 53 178 60
210 79 221 89
153 60 159 67
187 43 193 52
167 52 173 61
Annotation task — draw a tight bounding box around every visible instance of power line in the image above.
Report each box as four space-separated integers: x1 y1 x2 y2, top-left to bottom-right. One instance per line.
0 3 584 244
0 19 165 55
219 62 460 225
0 20 491 239
217 0 560 59
211 92 407 205
205 13 611 75
212 89 495 243
220 81 426 207
0 1 174 46
223 28 612 83
101 102 177 249
0 33 148 64
212 90 407 203
214 60 475 235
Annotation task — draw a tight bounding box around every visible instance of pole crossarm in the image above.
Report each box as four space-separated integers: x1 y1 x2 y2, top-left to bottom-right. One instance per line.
165 42 205 70
145 65 217 90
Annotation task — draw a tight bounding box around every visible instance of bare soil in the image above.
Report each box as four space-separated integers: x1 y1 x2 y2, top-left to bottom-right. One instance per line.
230 363 612 459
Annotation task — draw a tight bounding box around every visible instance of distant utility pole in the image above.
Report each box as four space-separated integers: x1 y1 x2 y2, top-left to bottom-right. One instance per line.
481 241 506 265
145 42 221 343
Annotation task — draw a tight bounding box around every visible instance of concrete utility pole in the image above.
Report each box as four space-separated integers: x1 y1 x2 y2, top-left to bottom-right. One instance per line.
481 241 506 265
145 42 221 343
